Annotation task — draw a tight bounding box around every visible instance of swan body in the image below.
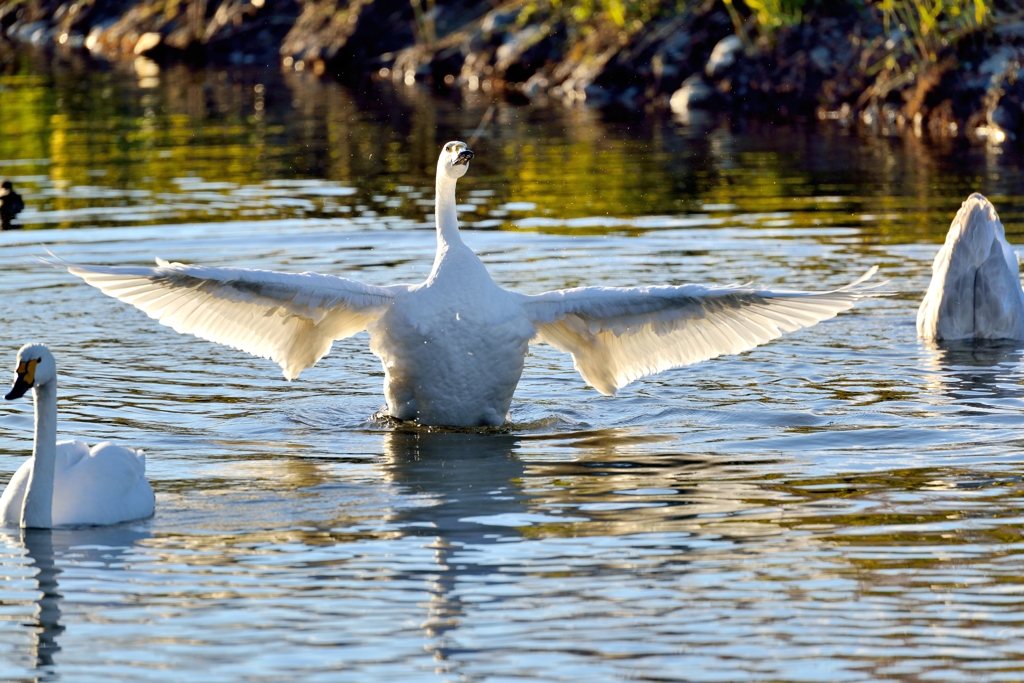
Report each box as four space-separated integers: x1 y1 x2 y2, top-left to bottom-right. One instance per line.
0 440 153 527
368 245 534 425
53 142 878 427
918 193 1024 341
0 345 154 528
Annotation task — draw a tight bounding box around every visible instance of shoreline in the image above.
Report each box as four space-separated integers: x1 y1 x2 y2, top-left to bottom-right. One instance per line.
1 1 1021 143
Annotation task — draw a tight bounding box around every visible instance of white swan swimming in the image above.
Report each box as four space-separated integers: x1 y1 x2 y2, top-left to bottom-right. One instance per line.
918 193 1024 341
0 344 154 528
52 142 877 427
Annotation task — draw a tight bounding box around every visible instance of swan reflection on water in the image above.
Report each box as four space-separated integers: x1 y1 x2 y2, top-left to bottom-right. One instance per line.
921 339 1024 404
381 430 531 640
19 530 62 672
0 525 150 677
376 426 770 658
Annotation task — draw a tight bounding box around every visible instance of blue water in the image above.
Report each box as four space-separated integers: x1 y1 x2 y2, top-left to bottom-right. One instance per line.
3 60 1024 681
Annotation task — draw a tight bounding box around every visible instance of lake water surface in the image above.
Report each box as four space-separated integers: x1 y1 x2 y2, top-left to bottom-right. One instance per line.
4 56 1024 682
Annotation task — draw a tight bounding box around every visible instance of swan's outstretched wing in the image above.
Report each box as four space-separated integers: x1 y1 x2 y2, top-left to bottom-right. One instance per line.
49 255 404 379
521 267 879 395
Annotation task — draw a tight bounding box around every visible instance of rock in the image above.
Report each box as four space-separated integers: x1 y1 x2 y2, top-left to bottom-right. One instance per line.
981 67 1024 142
11 22 48 43
134 31 161 55
669 74 716 113
884 28 904 51
860 102 879 128
0 0 1011 139
522 72 549 99
582 82 611 107
481 8 518 35
27 24 53 46
616 86 641 109
427 44 464 86
705 34 742 79
495 24 544 70
55 1 296 64
978 46 1024 84
62 33 86 48
85 23 111 52
990 102 1020 134
809 45 831 73
651 52 678 81
995 21 1024 39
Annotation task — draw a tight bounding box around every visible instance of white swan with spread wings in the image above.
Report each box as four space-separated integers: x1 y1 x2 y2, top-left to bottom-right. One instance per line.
53 142 877 427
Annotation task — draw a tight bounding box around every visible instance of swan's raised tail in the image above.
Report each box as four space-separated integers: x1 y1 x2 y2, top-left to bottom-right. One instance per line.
918 193 1024 341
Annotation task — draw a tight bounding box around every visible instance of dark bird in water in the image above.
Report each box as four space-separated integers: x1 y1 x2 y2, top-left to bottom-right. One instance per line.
1 180 24 230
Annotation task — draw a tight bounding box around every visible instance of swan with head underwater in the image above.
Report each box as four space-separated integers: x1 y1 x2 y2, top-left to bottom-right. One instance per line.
0 344 154 528
50 142 878 427
918 193 1024 341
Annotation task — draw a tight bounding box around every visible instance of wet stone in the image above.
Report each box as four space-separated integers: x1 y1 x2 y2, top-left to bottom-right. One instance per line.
670 74 716 113
706 34 742 79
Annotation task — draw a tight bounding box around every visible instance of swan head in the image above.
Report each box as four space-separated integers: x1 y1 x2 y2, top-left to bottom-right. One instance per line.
438 141 474 180
5 344 55 401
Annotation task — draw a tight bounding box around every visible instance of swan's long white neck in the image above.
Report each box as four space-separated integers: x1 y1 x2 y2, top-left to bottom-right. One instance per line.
434 173 464 252
21 379 56 529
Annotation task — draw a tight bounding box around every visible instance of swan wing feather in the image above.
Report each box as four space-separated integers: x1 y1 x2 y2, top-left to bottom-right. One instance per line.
521 267 879 395
48 255 403 379
53 441 154 526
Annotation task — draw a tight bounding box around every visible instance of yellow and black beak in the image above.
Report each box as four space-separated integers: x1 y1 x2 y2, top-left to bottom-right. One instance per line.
454 148 474 165
5 359 37 400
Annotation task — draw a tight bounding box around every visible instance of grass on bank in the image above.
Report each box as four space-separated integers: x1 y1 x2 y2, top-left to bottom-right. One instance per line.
510 0 994 101
514 0 991 57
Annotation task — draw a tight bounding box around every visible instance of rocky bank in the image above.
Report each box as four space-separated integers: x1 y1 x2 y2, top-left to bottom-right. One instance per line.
4 0 1024 143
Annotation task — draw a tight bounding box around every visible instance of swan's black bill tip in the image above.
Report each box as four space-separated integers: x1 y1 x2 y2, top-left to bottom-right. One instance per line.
5 379 30 400
456 149 475 165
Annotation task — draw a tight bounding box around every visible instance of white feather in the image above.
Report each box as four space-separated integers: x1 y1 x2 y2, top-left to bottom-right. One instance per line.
918 193 1024 341
48 256 404 380
521 267 879 395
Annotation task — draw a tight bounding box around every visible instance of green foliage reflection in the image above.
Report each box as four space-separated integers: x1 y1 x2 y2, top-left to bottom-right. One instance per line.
0 55 1013 247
